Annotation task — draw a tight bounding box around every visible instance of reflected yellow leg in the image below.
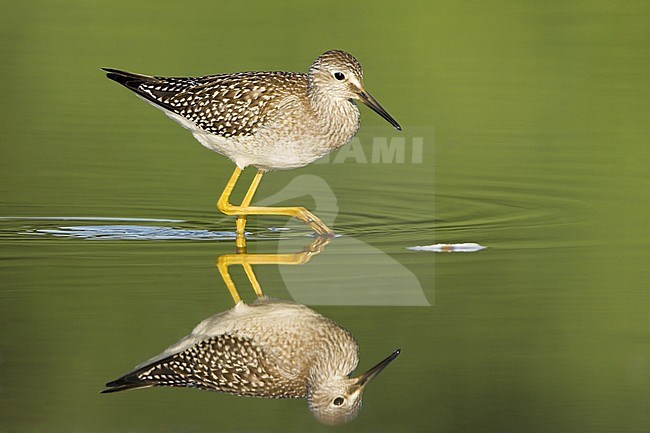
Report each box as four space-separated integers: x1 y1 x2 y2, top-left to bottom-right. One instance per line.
216 236 332 304
242 263 263 297
217 258 241 304
217 166 334 238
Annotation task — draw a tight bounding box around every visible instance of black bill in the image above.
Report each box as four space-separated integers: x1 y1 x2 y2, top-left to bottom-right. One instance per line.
357 91 402 131
356 349 401 387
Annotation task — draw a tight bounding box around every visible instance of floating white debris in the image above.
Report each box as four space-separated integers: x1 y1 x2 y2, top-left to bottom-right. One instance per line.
407 243 487 253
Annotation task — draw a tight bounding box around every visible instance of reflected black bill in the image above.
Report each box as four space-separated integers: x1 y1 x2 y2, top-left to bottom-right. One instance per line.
358 91 402 131
356 349 401 387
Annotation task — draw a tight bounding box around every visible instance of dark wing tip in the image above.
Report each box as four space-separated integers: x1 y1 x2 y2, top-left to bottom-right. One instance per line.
101 376 153 394
100 68 152 93
100 68 183 114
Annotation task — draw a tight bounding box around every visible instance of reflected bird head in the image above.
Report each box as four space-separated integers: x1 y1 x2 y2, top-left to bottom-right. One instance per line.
307 349 400 425
308 50 402 131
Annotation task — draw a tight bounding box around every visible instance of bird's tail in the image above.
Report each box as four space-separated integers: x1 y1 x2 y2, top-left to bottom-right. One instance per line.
101 68 153 93
101 351 198 395
101 374 155 394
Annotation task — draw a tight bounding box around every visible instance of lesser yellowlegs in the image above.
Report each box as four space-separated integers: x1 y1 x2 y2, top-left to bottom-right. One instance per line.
102 299 400 425
102 50 400 243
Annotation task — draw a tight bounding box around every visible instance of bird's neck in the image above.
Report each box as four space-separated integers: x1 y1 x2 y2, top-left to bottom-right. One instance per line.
306 331 358 387
307 88 360 144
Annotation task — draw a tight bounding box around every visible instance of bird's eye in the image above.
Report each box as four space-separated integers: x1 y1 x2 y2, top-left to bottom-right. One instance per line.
333 72 346 81
333 396 345 406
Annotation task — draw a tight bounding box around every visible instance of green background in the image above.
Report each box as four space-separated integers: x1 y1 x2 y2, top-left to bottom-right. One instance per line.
1 1 649 432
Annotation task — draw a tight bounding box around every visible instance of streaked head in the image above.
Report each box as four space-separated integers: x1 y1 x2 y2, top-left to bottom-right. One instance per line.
307 349 400 426
308 50 401 131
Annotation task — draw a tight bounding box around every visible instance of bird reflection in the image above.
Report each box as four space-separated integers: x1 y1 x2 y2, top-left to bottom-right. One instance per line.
103 237 400 425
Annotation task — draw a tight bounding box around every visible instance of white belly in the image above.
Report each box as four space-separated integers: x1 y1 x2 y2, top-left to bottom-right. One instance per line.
192 130 333 170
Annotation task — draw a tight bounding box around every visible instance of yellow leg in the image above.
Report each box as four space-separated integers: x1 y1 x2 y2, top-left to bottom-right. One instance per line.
217 166 334 237
235 169 264 250
218 167 246 249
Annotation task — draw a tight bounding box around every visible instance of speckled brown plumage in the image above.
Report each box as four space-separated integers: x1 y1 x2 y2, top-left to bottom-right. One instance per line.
104 70 307 139
102 299 400 426
108 333 305 398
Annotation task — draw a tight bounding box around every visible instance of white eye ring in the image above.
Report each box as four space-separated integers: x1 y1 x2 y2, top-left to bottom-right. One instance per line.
333 72 346 81
333 396 345 406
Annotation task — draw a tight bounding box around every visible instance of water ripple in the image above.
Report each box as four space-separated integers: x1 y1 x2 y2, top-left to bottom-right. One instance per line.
31 225 235 241
0 216 294 242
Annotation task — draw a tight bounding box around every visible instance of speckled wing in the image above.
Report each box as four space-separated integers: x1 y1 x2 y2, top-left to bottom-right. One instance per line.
102 334 306 398
103 68 307 138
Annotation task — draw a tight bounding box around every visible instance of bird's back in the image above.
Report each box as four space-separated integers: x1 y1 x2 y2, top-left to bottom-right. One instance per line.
103 68 308 139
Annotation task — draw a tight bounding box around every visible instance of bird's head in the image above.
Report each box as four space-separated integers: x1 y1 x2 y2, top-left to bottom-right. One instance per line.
308 50 401 131
306 349 400 426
